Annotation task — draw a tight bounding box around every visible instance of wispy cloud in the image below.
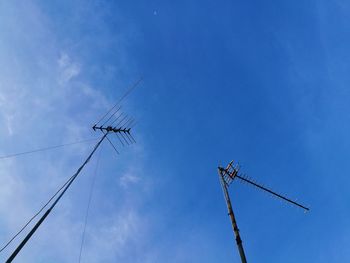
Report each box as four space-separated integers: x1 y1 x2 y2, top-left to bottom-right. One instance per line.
0 1 147 262
119 171 141 188
58 52 81 84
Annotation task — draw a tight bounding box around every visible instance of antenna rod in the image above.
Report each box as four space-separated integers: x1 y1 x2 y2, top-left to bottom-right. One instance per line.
235 175 309 211
6 133 107 262
218 168 248 263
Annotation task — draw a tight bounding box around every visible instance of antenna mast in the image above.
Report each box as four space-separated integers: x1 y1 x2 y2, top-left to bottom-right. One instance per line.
6 124 135 262
218 160 309 263
3 79 141 262
219 162 247 263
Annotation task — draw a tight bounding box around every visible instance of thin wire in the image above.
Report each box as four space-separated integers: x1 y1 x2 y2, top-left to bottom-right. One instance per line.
105 135 120 155
0 138 98 160
78 145 102 263
94 77 143 126
0 138 98 253
0 171 75 253
5 134 107 262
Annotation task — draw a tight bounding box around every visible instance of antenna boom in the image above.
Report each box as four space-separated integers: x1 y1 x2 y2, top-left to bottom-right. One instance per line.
235 175 309 211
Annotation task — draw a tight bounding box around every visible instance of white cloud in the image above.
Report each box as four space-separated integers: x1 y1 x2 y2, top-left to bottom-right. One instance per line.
119 172 141 188
0 160 27 226
4 112 14 136
0 90 17 136
58 52 81 84
83 209 142 261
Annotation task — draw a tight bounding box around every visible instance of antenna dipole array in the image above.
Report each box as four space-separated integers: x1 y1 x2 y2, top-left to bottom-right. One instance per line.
92 100 138 154
219 161 309 211
218 160 309 263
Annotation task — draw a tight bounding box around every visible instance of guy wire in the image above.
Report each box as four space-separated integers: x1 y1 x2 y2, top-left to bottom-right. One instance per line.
0 138 98 160
0 138 99 252
5 134 107 262
0 171 76 253
78 144 103 263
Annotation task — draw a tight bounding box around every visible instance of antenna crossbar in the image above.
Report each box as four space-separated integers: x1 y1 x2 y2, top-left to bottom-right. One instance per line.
92 124 135 154
92 125 131 134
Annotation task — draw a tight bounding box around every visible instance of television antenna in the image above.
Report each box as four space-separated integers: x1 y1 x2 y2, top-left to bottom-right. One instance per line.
3 79 141 262
218 160 309 263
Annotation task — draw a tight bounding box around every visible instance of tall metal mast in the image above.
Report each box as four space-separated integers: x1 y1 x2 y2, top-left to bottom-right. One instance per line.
219 162 247 263
3 79 141 262
6 124 135 262
218 160 309 263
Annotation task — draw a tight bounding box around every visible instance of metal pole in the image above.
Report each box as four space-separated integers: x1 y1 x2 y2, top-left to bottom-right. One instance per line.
219 169 247 263
6 133 107 262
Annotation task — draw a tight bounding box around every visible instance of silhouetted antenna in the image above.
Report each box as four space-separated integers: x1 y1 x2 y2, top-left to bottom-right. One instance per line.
5 134 107 263
5 81 140 262
219 161 309 211
218 160 309 263
92 112 136 150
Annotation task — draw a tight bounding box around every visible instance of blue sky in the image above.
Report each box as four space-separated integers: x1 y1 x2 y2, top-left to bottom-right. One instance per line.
0 0 349 262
